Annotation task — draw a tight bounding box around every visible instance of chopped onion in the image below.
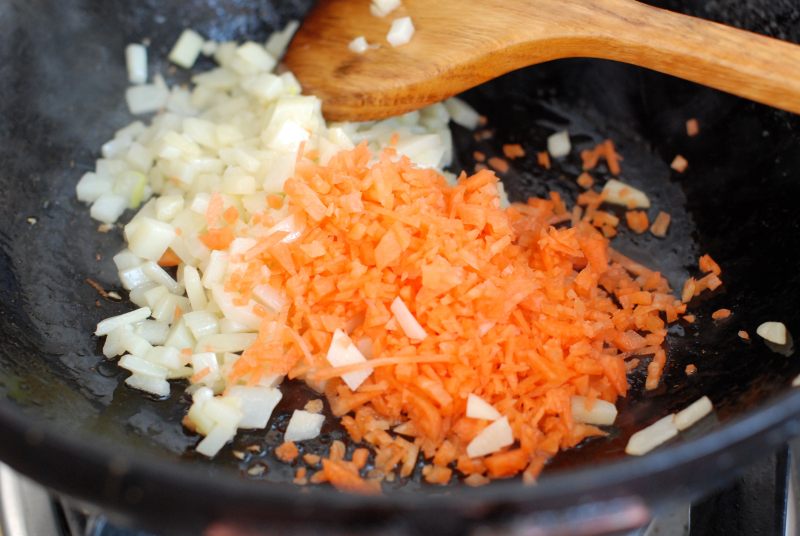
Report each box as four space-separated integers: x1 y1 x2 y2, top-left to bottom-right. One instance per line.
325 329 372 390
125 373 170 397
126 217 175 261
76 172 112 203
90 193 128 223
571 396 618 426
125 44 148 85
370 0 401 17
348 36 369 54
95 307 151 336
444 98 480 130
547 130 571 158
674 396 713 431
386 17 415 47
169 29 205 69
602 179 651 209
228 386 282 429
390 297 427 341
625 414 678 456
466 394 501 421
183 310 220 339
195 333 257 353
265 20 300 59
466 416 513 458
120 354 168 379
284 410 325 442
125 83 169 115
757 321 788 345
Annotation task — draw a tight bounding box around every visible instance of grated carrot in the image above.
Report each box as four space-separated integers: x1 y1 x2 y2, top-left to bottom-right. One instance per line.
738 330 750 340
685 363 697 375
650 211 671 237
157 248 181 267
488 156 509 174
671 155 688 173
537 151 551 169
502 144 526 159
577 172 594 189
220 143 700 488
275 441 300 463
686 118 700 137
625 211 649 234
473 150 486 162
711 308 732 320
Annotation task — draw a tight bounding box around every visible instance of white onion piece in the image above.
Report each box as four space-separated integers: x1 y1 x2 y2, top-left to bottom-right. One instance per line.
625 415 678 456
134 320 170 345
113 249 142 271
76 172 112 203
126 217 175 261
164 318 195 350
466 394 501 421
145 346 182 370
466 416 513 458
125 83 169 115
444 97 480 130
95 307 151 336
120 330 154 358
196 423 237 458
284 410 325 442
141 261 182 294
387 17 415 47
674 396 713 431
602 179 651 209
125 373 170 397
90 193 128 223
228 386 282 429
120 354 168 378
757 321 788 345
169 29 205 69
370 0 401 17
265 20 300 59
195 333 257 354
155 195 184 221
325 329 372 390
183 310 220 339
103 325 131 358
547 131 571 158
202 251 229 289
571 396 618 426
349 36 369 54
390 297 427 341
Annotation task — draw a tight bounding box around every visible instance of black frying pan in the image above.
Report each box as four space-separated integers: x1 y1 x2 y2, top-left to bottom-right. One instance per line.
1 0 800 534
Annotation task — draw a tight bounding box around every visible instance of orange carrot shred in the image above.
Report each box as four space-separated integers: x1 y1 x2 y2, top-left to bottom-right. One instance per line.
275 441 300 463
502 144 526 159
686 118 700 137
488 156 510 174
537 151 551 169
157 248 182 267
650 211 671 237
625 211 649 234
711 308 732 320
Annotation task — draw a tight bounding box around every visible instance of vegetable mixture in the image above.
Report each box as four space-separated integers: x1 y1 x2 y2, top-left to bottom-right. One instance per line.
77 17 788 493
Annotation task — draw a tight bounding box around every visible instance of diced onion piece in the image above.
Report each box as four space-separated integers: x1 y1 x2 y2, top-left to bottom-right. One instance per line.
466 416 513 458
165 319 195 350
466 394 501 421
236 42 276 72
547 130 571 158
370 0 401 17
95 307 151 336
386 17 415 47
202 251 229 288
183 311 220 339
444 97 480 130
125 373 170 397
195 333 257 354
113 249 142 271
145 346 182 369
119 354 168 379
141 261 182 294
390 297 427 341
228 386 282 429
348 36 369 54
265 20 300 59
76 172 112 203
126 217 175 261
571 396 618 426
183 265 208 311
155 195 184 221
625 415 678 456
196 423 237 458
793 374 800 388
169 29 205 69
325 329 372 390
602 179 651 209
103 325 131 358
674 396 713 431
284 410 325 442
757 321 788 345
125 83 169 115
210 285 261 331
119 264 149 291
90 193 128 223
125 44 148 85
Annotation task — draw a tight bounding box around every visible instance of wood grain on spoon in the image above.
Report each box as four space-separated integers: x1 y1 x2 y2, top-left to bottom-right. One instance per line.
284 0 800 121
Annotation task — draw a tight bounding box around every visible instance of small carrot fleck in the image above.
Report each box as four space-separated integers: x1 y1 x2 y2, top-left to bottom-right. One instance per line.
711 308 732 320
686 118 700 137
537 151 551 169
625 210 649 234
275 441 300 463
576 172 594 189
502 144 525 159
685 364 697 375
671 155 688 173
473 150 486 162
738 330 750 340
488 156 509 174
650 211 671 238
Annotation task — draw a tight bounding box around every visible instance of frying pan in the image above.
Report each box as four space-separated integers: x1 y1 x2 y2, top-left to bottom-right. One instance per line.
1 0 800 534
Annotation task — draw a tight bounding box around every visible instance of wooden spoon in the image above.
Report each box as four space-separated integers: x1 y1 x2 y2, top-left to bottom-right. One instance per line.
283 0 800 121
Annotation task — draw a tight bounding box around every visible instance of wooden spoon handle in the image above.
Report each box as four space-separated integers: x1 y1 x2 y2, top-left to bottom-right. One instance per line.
573 0 800 114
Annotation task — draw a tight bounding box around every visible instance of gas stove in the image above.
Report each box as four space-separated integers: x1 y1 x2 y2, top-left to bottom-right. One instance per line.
1 443 797 536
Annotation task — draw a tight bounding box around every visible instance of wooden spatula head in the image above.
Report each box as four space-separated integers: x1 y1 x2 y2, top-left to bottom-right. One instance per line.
284 0 800 122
